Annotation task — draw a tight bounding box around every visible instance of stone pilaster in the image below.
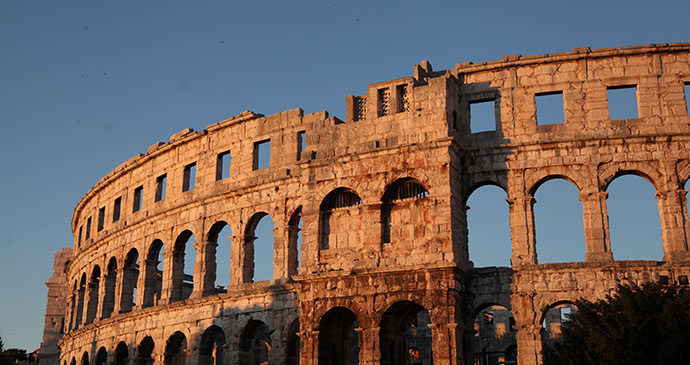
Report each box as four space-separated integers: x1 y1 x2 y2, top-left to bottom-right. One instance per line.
191 241 218 298
508 195 537 265
579 191 614 262
657 189 690 261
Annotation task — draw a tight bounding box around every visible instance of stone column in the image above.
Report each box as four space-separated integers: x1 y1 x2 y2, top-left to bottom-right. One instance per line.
515 324 543 365
428 322 463 365
507 195 537 266
81 282 92 326
159 250 173 304
579 191 614 262
286 223 301 277
191 241 218 298
271 226 285 280
239 234 255 283
299 330 318 365
95 272 106 320
657 189 690 261
229 234 245 286
357 327 379 365
118 266 137 313
112 268 123 315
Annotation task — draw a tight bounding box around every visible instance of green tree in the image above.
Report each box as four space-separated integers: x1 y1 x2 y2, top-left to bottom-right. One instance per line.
544 281 690 365
0 336 30 365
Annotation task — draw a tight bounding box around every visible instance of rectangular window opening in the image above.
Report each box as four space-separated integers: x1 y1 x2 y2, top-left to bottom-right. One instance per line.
253 140 270 170
378 88 391 117
536 91 565 125
297 131 306 161
397 84 409 112
155 174 167 202
133 186 143 212
470 99 497 133
216 151 231 181
685 83 690 116
85 217 92 240
183 163 196 192
112 197 121 222
97 207 105 231
607 85 638 120
78 225 83 247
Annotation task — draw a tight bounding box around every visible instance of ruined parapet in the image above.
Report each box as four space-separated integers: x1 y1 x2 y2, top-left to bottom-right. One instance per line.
39 248 72 365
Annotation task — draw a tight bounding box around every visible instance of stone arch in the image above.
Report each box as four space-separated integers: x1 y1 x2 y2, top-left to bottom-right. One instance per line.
101 257 117 319
319 187 363 250
470 303 517 365
463 180 507 206
527 172 583 197
170 230 196 302
285 318 300 365
531 176 585 263
80 351 89 365
70 357 76 365
143 239 164 308
135 336 155 365
114 341 129 365
165 331 188 365
207 220 232 293
540 301 578 355
379 300 432 365
465 183 511 267
599 162 662 192
199 325 226 365
239 319 271 365
287 207 303 277
120 248 139 313
381 178 429 244
85 265 101 325
243 212 275 282
318 307 360 365
74 273 86 329
95 347 107 365
677 159 690 187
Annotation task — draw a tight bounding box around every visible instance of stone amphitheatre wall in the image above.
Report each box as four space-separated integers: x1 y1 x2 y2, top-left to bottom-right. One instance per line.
44 43 690 365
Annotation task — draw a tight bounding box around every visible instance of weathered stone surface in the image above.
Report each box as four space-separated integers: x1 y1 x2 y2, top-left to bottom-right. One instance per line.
43 43 690 365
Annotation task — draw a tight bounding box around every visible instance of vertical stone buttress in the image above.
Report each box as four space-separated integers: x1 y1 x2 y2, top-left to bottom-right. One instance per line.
580 164 613 262
39 248 73 365
658 159 690 261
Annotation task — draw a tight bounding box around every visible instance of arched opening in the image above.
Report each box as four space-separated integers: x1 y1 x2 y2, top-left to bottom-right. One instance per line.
69 281 77 331
170 230 196 302
207 221 232 293
75 273 86 328
101 257 117 319
318 307 359 365
466 184 511 267
607 174 663 260
95 347 107 365
381 178 429 245
288 209 303 276
114 342 129 365
379 301 432 365
320 188 363 250
239 319 271 365
85 265 101 325
286 319 300 365
471 304 517 365
199 325 226 365
120 248 139 313
532 177 585 263
70 357 76 365
143 239 164 308
135 336 155 365
81 352 89 365
165 331 188 365
244 213 275 282
541 302 578 359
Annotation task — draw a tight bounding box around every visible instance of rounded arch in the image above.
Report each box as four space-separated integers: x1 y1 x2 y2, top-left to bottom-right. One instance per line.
677 159 690 187
199 325 226 365
467 301 513 327
80 351 89 365
70 357 76 365
95 347 107 365
143 239 165 308
526 168 584 197
320 187 363 211
135 336 155 365
114 341 129 365
206 219 232 292
239 319 271 365
318 307 360 365
319 188 363 251
470 303 517 365
102 257 118 319
466 183 511 267
243 212 275 282
540 301 578 352
285 318 300 365
174 230 195 252
287 207 303 276
599 162 662 192
147 239 165 261
381 177 429 202
463 181 507 206
120 248 139 314
379 300 432 365
170 230 196 302
90 265 101 282
207 221 229 243
85 265 102 325
164 331 188 365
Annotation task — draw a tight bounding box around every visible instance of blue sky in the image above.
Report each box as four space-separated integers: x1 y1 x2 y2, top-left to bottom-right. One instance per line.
0 0 688 351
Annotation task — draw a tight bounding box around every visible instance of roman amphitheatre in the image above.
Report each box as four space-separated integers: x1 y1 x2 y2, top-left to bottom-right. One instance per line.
40 43 690 364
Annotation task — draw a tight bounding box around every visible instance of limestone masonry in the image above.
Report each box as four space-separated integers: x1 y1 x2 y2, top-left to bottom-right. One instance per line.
41 43 690 365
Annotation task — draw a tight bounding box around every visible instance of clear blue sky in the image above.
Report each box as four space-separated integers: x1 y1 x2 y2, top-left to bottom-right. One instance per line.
1 0 688 351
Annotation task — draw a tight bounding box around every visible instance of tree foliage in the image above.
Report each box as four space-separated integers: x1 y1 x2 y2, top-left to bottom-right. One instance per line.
0 336 32 365
544 281 690 365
